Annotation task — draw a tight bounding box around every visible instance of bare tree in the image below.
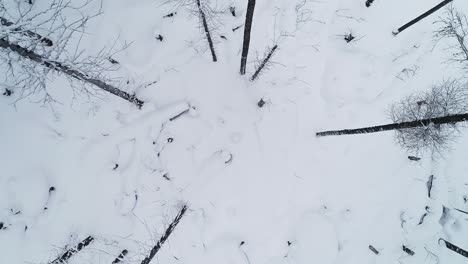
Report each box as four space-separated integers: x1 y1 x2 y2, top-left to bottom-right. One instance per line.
196 0 217 62
240 0 255 75
140 204 188 264
162 0 221 62
49 236 94 264
317 80 468 154
389 79 468 153
434 5 468 69
250 44 278 81
0 0 143 107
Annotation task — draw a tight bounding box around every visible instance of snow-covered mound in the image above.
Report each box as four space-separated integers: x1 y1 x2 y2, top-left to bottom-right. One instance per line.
1 0 468 263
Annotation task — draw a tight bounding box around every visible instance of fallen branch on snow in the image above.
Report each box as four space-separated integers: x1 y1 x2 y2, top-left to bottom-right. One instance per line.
140 204 188 264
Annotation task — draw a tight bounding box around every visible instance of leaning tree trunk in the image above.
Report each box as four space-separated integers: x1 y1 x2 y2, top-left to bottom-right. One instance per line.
316 113 468 137
196 0 217 62
1 17 53 46
439 239 468 258
50 236 94 264
0 38 144 108
250 45 278 81
140 205 188 264
393 0 453 35
240 0 256 75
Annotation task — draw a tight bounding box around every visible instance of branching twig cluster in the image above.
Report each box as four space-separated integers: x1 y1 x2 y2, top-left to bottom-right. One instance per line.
388 79 468 154
163 0 221 61
295 0 323 29
0 0 134 106
251 44 278 81
434 5 468 69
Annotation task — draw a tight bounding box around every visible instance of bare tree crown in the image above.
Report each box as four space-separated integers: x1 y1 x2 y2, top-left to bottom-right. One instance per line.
0 0 131 105
388 79 468 154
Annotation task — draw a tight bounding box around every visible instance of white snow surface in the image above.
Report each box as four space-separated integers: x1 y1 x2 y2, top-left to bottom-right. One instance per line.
1 0 468 263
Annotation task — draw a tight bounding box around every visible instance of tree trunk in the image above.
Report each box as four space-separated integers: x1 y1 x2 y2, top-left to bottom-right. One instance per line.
50 236 94 264
0 17 53 46
250 45 278 81
240 0 256 75
393 0 453 35
440 239 468 258
112 250 128 264
0 38 144 107
196 0 217 62
427 175 434 198
140 205 188 264
316 113 468 137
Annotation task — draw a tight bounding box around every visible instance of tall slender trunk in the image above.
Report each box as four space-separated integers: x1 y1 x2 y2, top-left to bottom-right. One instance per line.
393 0 453 35
0 38 144 107
316 113 468 137
196 0 217 62
240 0 256 75
140 205 188 264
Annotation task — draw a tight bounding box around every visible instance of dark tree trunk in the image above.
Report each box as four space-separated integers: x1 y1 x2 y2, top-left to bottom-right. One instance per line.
240 0 256 75
316 113 468 137
0 17 53 46
250 45 278 81
112 250 128 264
393 0 453 35
368 245 379 255
50 236 94 264
140 205 188 264
365 0 375 8
0 38 144 108
440 239 468 258
402 245 415 256
196 0 217 62
427 175 434 198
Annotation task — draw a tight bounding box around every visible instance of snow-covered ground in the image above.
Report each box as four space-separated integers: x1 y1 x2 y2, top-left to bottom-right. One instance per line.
1 0 468 263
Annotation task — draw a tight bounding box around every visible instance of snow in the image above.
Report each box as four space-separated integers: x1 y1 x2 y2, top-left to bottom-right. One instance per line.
1 0 468 263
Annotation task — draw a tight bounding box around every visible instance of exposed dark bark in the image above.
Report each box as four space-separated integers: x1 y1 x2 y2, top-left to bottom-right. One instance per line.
163 12 177 18
112 249 128 264
50 236 94 264
427 175 434 198
196 0 217 62
0 38 144 107
140 205 188 264
250 45 278 81
232 25 243 32
0 17 53 46
393 0 453 35
365 0 374 8
344 33 355 43
3 88 12 96
229 7 236 17
169 108 190 121
240 0 256 75
418 206 430 225
402 245 415 256
316 113 468 137
454 208 468 215
369 245 379 255
440 239 468 258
